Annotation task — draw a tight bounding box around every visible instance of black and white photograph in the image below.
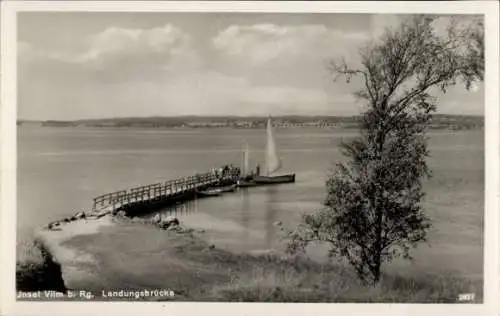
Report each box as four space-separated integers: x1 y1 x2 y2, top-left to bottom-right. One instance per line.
1 1 499 315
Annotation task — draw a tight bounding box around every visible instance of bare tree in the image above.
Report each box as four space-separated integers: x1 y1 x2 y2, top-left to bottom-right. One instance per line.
287 15 484 285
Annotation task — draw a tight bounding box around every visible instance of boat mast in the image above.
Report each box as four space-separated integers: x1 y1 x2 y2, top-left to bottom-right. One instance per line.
265 117 269 176
242 140 249 176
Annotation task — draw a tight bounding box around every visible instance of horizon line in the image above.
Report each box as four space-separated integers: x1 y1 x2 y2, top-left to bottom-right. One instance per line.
17 113 485 122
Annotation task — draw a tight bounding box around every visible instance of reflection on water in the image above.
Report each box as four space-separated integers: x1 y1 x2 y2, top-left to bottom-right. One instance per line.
265 186 278 248
171 199 197 217
146 198 199 220
139 186 292 253
140 184 300 254
240 188 250 238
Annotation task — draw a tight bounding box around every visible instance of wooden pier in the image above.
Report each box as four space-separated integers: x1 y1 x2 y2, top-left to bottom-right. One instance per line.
91 168 240 216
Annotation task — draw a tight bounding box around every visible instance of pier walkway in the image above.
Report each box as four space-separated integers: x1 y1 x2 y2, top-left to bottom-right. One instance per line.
91 168 240 216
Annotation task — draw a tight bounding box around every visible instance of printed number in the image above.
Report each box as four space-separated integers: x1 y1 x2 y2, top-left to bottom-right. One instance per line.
457 293 475 301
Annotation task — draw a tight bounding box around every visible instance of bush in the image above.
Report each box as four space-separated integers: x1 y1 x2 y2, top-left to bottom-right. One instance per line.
16 241 67 292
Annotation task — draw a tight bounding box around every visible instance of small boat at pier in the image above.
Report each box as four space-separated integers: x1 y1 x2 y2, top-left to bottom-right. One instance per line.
195 190 222 197
196 184 237 197
214 184 237 193
236 179 258 187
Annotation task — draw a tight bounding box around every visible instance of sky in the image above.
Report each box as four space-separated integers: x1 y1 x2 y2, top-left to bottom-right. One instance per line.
17 13 484 120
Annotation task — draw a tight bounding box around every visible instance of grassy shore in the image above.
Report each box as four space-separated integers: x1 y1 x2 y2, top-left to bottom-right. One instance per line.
152 227 482 303
206 258 482 303
17 216 482 303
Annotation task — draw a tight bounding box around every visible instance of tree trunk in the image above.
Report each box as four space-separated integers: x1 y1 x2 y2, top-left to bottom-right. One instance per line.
372 258 382 285
372 119 386 285
372 199 384 285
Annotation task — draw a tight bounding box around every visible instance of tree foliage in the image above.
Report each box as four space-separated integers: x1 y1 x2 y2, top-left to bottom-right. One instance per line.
287 15 484 285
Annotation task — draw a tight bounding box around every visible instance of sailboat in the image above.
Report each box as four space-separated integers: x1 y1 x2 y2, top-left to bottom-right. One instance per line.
253 117 295 184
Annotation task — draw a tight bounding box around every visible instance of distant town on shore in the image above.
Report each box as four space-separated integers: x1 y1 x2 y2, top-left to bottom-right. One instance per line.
17 114 484 130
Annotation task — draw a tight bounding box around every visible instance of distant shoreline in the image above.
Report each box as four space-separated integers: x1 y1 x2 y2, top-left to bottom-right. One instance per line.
17 114 484 131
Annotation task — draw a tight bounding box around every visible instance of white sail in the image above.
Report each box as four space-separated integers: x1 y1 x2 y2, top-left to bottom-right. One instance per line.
242 141 249 176
265 117 281 175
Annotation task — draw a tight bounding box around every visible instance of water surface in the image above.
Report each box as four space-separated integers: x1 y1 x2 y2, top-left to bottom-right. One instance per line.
17 126 484 278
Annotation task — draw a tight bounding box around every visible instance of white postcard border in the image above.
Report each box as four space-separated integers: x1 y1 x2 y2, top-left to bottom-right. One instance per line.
1 2 498 316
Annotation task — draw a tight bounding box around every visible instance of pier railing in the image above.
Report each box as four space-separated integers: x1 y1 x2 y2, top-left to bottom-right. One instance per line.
91 168 240 213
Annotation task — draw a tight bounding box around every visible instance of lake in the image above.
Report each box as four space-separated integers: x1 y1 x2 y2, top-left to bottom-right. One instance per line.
17 126 484 280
